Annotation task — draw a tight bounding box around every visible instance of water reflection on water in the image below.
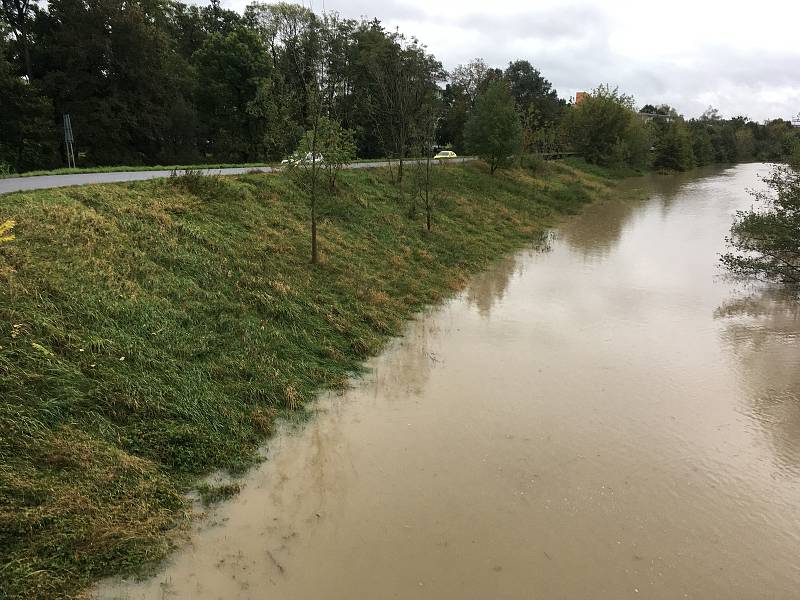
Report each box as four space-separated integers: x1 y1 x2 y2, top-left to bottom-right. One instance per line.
465 254 521 316
97 163 800 600
716 287 800 478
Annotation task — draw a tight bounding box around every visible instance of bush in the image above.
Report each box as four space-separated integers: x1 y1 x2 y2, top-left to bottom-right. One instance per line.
465 79 522 174
563 85 637 166
653 121 694 171
721 161 800 286
517 153 545 173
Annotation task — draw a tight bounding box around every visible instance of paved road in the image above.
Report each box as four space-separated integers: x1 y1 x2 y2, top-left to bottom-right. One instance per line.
0 157 475 195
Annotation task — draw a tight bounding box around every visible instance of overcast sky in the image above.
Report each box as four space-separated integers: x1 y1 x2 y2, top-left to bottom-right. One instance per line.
222 0 800 122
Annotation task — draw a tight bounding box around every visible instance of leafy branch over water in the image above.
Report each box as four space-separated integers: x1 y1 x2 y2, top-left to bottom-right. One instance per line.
721 151 800 289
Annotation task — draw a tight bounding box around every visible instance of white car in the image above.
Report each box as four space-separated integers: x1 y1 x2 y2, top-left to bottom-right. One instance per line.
281 152 324 166
433 150 457 160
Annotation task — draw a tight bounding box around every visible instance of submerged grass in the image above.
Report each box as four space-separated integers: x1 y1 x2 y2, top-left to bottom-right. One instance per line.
195 483 241 506
0 160 617 598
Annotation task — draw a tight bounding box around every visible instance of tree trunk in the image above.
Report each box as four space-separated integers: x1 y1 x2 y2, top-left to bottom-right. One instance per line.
21 33 31 80
425 155 432 230
397 132 405 182
311 201 318 264
311 159 318 264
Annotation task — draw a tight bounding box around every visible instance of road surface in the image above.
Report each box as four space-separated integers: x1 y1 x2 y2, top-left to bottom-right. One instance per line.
0 158 475 195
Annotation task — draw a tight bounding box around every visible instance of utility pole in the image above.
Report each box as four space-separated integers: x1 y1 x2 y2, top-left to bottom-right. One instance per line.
63 114 76 168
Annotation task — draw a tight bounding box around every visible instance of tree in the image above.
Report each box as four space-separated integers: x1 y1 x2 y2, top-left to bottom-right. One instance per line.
562 85 637 166
286 120 324 264
280 10 328 265
609 116 653 169
167 0 242 61
409 105 439 226
689 122 715 166
437 58 492 152
653 120 694 171
0 34 58 172
410 150 437 230
36 0 197 165
1 0 34 78
364 31 444 182
721 158 800 286
700 106 722 121
504 59 564 129
640 103 679 118
464 79 522 174
735 127 755 162
436 82 469 152
194 28 275 161
294 116 355 192
4 0 796 175
450 57 489 106
710 122 738 163
756 119 800 162
245 1 318 129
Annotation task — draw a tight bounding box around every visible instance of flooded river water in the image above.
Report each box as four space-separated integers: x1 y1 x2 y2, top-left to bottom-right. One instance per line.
98 163 800 599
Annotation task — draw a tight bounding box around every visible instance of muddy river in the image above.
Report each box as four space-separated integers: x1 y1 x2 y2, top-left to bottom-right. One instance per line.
98 163 800 599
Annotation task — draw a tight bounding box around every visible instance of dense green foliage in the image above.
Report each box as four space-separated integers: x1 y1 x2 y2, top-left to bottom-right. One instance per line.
0 0 447 171
504 59 565 154
0 161 616 597
563 85 651 167
295 116 357 192
653 119 694 171
464 79 522 174
721 154 800 287
561 88 799 172
0 33 58 171
2 1 796 174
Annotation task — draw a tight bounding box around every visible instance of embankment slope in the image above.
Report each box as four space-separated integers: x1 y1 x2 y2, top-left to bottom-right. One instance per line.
0 160 615 598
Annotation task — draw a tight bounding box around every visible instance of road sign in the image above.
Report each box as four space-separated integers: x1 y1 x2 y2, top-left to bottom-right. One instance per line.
63 114 76 168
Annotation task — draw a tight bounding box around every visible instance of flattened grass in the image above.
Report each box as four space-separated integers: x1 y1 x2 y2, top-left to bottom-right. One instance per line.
0 161 615 598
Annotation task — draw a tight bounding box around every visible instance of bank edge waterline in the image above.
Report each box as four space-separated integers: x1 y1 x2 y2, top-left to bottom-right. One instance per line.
0 160 624 598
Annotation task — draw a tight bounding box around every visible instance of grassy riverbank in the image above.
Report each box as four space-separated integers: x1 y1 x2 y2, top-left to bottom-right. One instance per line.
1 160 617 598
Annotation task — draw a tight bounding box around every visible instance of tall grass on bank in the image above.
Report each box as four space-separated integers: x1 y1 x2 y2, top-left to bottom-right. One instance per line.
0 161 615 598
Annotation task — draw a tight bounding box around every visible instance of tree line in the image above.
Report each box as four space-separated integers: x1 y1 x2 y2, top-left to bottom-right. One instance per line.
564 87 800 172
1 0 446 172
1 0 799 174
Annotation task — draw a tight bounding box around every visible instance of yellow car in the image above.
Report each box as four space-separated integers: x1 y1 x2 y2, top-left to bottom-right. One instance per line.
433 150 457 160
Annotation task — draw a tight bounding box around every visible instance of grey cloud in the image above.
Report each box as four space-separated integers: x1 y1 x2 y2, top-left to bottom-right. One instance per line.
453 5 609 42
223 0 800 121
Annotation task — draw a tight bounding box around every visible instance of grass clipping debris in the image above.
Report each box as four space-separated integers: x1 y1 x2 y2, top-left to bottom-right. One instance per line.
0 160 614 598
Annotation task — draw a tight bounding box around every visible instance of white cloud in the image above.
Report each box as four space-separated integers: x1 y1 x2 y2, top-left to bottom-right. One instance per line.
221 0 800 121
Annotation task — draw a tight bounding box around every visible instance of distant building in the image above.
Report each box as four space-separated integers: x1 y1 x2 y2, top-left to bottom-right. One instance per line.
575 91 589 105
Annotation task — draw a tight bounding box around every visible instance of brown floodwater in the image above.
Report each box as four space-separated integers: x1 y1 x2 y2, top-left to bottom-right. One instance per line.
97 163 800 599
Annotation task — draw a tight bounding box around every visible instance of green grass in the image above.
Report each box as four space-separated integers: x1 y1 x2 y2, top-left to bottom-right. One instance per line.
562 156 646 178
0 160 619 598
195 482 241 505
